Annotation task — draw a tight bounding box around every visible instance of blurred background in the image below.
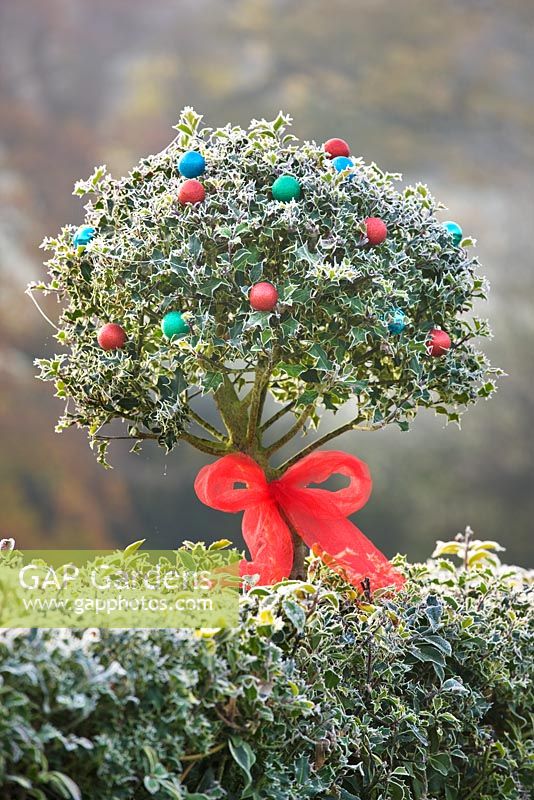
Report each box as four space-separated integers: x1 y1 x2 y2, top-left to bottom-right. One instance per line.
0 0 532 565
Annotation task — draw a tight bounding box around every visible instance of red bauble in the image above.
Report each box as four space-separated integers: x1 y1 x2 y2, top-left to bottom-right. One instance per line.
249 282 279 312
178 179 205 205
324 138 350 159
97 323 127 351
365 217 388 245
428 328 452 356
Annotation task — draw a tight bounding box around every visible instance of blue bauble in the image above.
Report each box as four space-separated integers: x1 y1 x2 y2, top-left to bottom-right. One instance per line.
178 150 206 179
161 311 189 339
388 308 406 335
72 225 96 248
443 220 463 246
332 156 355 178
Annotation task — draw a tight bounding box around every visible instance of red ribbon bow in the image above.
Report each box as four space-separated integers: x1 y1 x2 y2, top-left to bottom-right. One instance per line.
195 450 404 591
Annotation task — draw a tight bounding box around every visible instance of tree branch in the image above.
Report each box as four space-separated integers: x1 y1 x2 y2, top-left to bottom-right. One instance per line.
246 359 272 448
260 400 296 431
188 407 228 442
213 375 247 447
94 429 229 457
260 346 379 433
197 354 241 376
256 375 271 428
279 415 368 472
265 405 313 455
279 392 414 472
180 431 230 456
94 433 158 441
352 346 381 367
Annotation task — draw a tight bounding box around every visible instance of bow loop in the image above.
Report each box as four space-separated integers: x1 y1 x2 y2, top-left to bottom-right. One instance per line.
194 453 292 584
278 450 372 517
194 453 270 512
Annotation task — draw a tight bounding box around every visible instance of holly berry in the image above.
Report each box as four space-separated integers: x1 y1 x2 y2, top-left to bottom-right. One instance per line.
97 323 127 351
249 282 278 312
178 150 206 178
178 179 205 205
161 311 189 339
365 217 388 245
443 220 463 246
272 175 301 202
73 225 95 248
324 138 350 159
428 328 452 356
332 156 355 177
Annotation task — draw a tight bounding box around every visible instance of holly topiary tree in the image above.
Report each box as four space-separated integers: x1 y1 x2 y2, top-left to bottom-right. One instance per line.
30 108 497 580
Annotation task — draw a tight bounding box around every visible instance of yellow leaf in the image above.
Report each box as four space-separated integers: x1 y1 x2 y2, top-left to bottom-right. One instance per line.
432 541 462 557
258 609 275 626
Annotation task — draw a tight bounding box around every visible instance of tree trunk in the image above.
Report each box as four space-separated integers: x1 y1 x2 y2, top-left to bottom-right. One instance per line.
289 529 308 580
274 502 308 580
212 388 310 580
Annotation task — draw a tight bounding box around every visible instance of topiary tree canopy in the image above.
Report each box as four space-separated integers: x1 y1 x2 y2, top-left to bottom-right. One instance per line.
30 108 497 577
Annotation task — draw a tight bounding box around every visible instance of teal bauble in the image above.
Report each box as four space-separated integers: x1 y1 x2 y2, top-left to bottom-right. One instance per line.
443 220 463 246
178 150 206 178
272 175 301 202
332 155 355 178
161 311 189 339
73 225 96 248
388 308 406 335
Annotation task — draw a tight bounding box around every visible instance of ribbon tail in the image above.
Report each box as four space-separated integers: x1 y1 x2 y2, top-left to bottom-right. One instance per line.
240 503 294 586
286 507 404 591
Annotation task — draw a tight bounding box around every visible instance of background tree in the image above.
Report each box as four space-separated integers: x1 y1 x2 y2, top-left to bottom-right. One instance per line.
30 108 497 576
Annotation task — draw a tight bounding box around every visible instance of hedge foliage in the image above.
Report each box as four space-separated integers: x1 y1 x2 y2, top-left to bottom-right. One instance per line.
1 534 532 800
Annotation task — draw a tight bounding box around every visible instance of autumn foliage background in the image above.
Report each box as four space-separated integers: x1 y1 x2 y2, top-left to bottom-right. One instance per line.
0 0 532 566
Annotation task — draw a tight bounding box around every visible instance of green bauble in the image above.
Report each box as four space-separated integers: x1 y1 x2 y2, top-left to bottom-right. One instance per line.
272 174 302 202
161 311 189 339
443 220 463 246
